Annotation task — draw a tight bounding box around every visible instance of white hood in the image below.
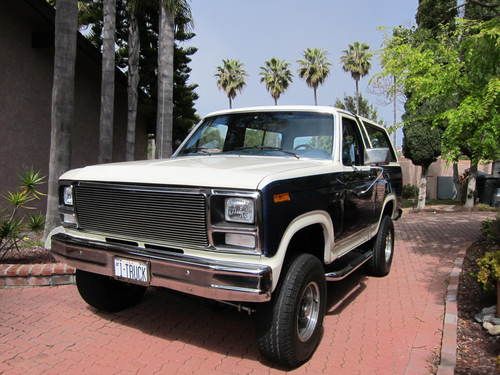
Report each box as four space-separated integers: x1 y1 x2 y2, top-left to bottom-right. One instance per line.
60 155 333 190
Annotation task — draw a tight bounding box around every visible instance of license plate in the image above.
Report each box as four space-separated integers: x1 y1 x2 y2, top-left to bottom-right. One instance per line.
114 257 149 283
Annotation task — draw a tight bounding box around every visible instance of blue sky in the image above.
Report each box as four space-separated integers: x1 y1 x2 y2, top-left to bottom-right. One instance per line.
186 0 418 145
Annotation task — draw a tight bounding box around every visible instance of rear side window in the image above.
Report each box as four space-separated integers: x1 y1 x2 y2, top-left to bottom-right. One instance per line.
364 123 396 162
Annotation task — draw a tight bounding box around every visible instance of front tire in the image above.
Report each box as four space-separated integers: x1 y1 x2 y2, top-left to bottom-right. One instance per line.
76 270 146 312
256 254 326 368
368 215 394 276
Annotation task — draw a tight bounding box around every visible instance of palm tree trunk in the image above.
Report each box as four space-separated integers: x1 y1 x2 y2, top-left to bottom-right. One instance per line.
156 1 174 159
274 97 277 106
313 86 317 106
355 79 360 115
464 163 478 209
392 76 397 145
229 96 232 109
417 166 428 210
43 0 78 239
126 6 140 161
98 0 116 164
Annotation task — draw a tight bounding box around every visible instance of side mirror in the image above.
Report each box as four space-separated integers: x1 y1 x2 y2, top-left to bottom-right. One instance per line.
365 148 390 166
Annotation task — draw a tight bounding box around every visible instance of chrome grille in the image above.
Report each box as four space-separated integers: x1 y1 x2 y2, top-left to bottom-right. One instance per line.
74 183 208 247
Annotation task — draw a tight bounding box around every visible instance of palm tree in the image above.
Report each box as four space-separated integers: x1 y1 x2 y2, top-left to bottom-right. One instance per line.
215 59 247 109
297 48 331 105
340 42 372 115
125 0 140 161
44 0 78 239
156 0 192 159
98 0 116 163
259 58 293 105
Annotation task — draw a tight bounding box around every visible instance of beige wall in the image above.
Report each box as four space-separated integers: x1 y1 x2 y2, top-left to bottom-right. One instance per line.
399 157 493 199
0 0 148 211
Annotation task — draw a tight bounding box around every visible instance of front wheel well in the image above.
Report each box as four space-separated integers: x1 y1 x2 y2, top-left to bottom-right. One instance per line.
283 224 325 266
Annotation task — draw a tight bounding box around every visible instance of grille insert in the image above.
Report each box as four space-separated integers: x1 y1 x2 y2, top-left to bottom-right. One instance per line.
74 183 208 247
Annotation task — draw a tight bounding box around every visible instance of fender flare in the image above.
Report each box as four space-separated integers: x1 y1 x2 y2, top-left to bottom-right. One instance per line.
263 210 334 290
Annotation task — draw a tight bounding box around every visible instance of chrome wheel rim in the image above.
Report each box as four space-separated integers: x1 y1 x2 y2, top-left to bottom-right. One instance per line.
297 281 320 342
384 231 393 263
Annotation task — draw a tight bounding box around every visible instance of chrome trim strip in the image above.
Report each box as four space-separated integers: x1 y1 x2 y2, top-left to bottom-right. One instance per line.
51 233 272 303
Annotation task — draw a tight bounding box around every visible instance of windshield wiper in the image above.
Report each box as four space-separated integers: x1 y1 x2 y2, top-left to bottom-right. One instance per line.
234 146 300 159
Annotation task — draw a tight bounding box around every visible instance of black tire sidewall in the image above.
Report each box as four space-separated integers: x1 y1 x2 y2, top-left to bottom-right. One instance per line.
371 216 394 276
257 253 326 367
76 270 146 312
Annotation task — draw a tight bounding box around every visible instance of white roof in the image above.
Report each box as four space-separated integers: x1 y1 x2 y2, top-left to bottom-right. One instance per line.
203 105 386 131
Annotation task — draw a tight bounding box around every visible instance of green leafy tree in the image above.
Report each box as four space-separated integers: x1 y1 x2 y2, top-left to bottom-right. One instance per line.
340 42 373 114
334 94 382 123
259 58 293 105
215 59 247 109
378 19 500 208
416 0 457 32
464 0 499 21
297 48 331 105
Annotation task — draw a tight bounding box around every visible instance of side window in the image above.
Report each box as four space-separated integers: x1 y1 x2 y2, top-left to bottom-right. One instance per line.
342 118 364 166
364 123 396 162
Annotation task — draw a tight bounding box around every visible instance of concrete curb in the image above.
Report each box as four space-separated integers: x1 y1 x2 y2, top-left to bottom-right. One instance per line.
436 249 467 375
0 263 75 288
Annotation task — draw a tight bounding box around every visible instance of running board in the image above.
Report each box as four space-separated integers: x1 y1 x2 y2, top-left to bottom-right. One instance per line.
325 251 373 281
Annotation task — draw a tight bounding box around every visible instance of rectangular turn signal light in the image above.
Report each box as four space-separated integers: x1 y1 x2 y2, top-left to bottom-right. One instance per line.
273 192 291 203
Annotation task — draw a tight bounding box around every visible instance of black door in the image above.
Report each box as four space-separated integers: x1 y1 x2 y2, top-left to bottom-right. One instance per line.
338 117 375 239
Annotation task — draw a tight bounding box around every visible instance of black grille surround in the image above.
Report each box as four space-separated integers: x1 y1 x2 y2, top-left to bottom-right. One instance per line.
74 182 209 248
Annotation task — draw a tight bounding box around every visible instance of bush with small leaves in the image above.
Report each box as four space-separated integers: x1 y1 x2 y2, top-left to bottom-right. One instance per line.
476 251 500 294
402 184 419 200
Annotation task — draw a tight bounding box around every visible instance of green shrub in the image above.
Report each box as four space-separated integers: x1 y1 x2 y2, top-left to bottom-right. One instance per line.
0 169 45 260
28 213 45 232
481 215 500 244
402 184 419 199
476 250 500 293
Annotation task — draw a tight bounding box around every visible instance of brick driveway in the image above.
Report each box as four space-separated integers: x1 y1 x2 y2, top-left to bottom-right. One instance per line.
0 212 494 375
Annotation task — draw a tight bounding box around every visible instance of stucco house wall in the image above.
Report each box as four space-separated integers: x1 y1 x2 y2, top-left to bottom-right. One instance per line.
0 0 148 211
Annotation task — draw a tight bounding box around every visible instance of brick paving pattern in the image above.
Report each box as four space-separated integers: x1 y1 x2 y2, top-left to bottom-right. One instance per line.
0 212 494 374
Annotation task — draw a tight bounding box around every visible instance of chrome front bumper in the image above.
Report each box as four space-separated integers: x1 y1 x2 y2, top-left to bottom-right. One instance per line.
51 234 272 302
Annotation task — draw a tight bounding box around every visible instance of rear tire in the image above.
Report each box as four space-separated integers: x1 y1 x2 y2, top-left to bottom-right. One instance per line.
255 254 326 368
76 270 146 312
368 215 394 277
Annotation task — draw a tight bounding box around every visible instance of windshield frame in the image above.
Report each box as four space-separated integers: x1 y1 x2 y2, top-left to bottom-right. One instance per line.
172 110 336 161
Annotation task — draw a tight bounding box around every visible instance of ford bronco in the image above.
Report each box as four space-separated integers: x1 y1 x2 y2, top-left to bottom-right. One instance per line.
47 106 402 367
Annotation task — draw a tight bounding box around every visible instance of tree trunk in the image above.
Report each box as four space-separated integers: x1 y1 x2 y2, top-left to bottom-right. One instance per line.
392 75 397 145
464 163 478 209
274 97 278 106
452 162 461 201
313 86 317 106
355 78 360 115
417 166 428 210
156 1 174 159
98 0 116 164
43 0 78 239
228 96 232 109
126 7 140 161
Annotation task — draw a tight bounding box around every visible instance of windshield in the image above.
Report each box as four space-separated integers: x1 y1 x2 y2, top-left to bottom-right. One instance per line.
177 111 335 160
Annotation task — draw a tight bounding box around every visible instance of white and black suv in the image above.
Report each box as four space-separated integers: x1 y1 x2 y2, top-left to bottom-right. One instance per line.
47 106 402 368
